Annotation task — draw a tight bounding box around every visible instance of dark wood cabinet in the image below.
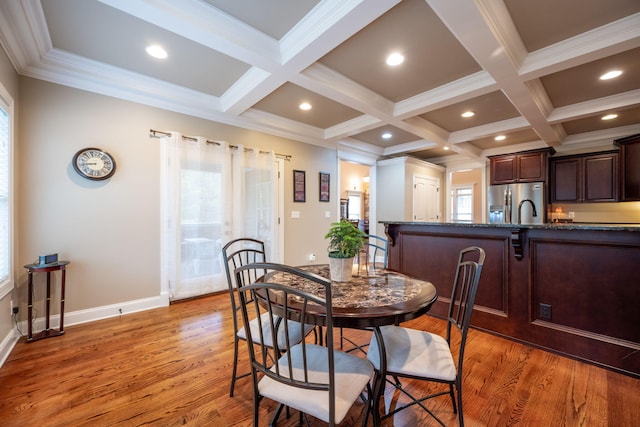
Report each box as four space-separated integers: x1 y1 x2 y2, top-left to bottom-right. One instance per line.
615 133 640 201
490 155 517 183
489 148 554 185
550 151 618 203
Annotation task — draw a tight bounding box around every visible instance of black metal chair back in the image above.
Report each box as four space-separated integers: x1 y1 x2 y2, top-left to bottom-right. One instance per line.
235 262 344 425
367 246 485 426
447 246 485 375
364 234 388 269
221 238 266 396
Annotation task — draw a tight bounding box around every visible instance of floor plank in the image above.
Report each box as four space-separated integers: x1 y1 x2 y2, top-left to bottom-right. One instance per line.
0 293 638 426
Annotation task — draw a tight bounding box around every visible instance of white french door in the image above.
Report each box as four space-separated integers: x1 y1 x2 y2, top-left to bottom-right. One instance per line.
160 132 279 301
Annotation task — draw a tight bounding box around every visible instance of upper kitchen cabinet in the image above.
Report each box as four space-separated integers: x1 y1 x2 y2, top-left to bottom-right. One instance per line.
489 148 555 185
614 134 640 201
550 151 618 203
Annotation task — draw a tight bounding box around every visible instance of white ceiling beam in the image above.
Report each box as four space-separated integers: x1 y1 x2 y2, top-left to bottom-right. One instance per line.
448 116 531 145
548 89 640 124
428 0 565 146
223 1 399 116
382 139 439 156
324 114 383 141
394 71 497 119
520 13 640 80
97 0 281 70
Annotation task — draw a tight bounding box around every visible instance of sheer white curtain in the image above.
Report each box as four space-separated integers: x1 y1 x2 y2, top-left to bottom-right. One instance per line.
160 132 278 301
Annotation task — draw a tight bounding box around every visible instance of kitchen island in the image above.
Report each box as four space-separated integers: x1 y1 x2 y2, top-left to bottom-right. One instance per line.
383 221 640 378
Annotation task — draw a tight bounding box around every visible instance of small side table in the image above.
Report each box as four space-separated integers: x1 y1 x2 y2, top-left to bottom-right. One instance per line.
23 261 70 342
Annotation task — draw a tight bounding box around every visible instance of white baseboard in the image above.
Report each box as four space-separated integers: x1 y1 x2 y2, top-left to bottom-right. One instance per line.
0 328 20 367
64 294 170 327
0 293 170 367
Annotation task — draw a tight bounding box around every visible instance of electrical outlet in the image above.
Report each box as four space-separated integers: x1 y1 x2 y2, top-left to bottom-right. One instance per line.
12 306 19 315
539 303 552 320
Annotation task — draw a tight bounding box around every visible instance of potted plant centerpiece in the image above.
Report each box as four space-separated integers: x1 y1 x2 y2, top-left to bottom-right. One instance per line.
325 219 367 282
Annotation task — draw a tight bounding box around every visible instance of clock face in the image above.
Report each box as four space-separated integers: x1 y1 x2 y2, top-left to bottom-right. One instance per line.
72 148 116 180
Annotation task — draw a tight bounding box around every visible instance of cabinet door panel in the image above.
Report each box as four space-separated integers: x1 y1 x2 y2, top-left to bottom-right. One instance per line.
621 141 640 201
584 155 617 202
551 159 580 203
491 156 516 184
518 152 546 182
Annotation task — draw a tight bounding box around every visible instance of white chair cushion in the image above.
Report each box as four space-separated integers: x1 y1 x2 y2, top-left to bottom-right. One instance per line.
259 344 374 424
237 312 315 348
368 325 457 382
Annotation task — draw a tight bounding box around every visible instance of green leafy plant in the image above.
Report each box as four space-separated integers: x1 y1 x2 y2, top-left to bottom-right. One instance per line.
325 219 366 258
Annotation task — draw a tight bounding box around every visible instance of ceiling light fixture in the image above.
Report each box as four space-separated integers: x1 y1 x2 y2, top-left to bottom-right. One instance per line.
495 135 506 141
381 132 393 139
461 111 475 118
386 52 404 66
601 113 618 120
599 70 622 80
299 102 312 111
145 44 167 59
443 146 450 151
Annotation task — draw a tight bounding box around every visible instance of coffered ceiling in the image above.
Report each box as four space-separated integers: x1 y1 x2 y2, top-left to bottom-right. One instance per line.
1 0 639 164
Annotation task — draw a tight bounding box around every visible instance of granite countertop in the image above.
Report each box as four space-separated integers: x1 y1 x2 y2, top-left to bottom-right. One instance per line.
381 221 640 232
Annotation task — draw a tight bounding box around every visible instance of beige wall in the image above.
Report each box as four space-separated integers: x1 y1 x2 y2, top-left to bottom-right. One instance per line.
340 162 369 198
451 168 483 223
10 77 338 326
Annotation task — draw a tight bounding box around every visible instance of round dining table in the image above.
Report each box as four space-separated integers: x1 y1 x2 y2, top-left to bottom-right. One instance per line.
264 264 438 426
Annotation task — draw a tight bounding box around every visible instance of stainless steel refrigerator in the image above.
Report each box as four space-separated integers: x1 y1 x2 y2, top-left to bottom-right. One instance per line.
488 182 545 224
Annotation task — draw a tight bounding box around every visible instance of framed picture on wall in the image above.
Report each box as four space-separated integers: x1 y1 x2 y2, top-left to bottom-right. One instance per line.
294 170 306 202
319 172 330 202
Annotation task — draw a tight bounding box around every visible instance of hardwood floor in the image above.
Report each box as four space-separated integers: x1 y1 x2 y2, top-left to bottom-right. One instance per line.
1 292 638 426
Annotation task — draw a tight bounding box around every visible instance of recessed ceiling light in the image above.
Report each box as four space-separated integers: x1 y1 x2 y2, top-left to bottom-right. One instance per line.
386 52 404 66
381 132 393 139
461 111 475 118
601 113 618 120
299 102 312 111
495 135 506 141
145 44 167 59
443 146 450 151
599 70 622 80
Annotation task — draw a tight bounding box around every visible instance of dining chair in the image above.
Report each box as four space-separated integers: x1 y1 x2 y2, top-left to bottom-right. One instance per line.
366 246 485 426
235 262 374 426
221 238 316 397
361 234 389 270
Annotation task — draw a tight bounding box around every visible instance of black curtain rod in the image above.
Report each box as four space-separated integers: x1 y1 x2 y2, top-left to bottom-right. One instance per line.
149 129 291 161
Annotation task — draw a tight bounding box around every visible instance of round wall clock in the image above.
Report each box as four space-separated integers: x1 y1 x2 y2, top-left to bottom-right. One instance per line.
72 147 116 181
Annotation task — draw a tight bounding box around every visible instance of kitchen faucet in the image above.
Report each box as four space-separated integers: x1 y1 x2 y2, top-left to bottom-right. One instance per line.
517 199 538 224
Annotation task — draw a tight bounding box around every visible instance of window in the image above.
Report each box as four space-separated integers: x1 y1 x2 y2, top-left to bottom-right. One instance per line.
347 191 362 220
451 185 473 222
0 88 13 297
179 166 222 280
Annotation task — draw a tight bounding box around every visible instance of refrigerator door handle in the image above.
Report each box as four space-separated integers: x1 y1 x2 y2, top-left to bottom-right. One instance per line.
504 187 512 224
